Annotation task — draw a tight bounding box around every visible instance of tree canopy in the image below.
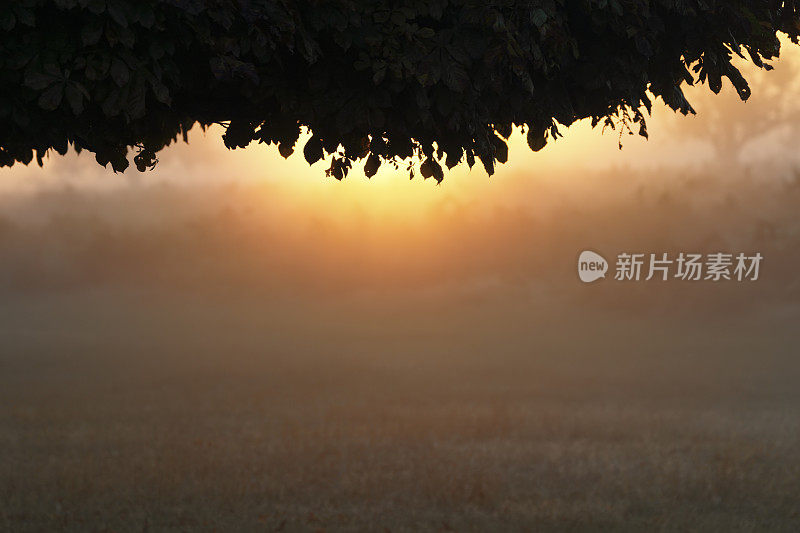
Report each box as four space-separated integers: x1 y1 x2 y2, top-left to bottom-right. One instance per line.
1 1 798 181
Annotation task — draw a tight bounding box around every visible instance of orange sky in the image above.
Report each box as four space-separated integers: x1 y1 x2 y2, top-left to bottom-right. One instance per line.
2 38 800 224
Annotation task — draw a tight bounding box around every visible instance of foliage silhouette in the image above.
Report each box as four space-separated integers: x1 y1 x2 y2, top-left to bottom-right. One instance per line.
1 1 799 180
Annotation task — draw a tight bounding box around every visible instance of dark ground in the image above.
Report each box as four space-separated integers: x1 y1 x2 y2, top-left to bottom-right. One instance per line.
1 286 798 532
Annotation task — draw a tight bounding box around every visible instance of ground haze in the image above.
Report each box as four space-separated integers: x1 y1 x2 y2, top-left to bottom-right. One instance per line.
1 172 799 530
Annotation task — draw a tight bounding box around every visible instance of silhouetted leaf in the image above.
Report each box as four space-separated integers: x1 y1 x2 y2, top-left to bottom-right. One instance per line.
110 58 130 87
364 153 380 177
65 84 85 114
527 129 547 152
82 19 104 46
303 136 323 165
38 84 64 111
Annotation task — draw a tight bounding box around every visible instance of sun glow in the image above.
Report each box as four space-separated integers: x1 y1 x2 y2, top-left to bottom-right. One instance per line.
1 40 796 223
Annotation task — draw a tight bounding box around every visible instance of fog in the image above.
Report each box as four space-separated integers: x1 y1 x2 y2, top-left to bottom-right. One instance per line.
2 40 800 532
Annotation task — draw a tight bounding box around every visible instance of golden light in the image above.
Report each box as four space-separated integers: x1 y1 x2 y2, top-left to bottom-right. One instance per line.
1 37 797 222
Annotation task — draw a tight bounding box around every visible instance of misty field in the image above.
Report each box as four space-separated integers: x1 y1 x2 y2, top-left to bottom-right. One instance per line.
1 285 799 532
0 161 799 531
8 9 800 530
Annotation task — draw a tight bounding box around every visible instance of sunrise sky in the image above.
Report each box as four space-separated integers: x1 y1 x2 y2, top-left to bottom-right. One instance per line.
3 38 799 220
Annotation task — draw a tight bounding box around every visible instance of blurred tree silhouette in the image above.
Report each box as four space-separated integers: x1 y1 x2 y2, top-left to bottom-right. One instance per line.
0 1 799 180
674 46 800 166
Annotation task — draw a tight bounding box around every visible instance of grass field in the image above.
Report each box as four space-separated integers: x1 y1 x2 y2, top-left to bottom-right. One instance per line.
0 166 799 531
2 286 799 532
6 33 800 530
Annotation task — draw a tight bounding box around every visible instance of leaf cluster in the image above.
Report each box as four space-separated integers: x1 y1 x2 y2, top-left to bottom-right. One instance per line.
0 0 797 179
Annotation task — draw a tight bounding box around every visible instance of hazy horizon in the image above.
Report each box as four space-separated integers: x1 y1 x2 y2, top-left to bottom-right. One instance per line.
2 31 800 533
